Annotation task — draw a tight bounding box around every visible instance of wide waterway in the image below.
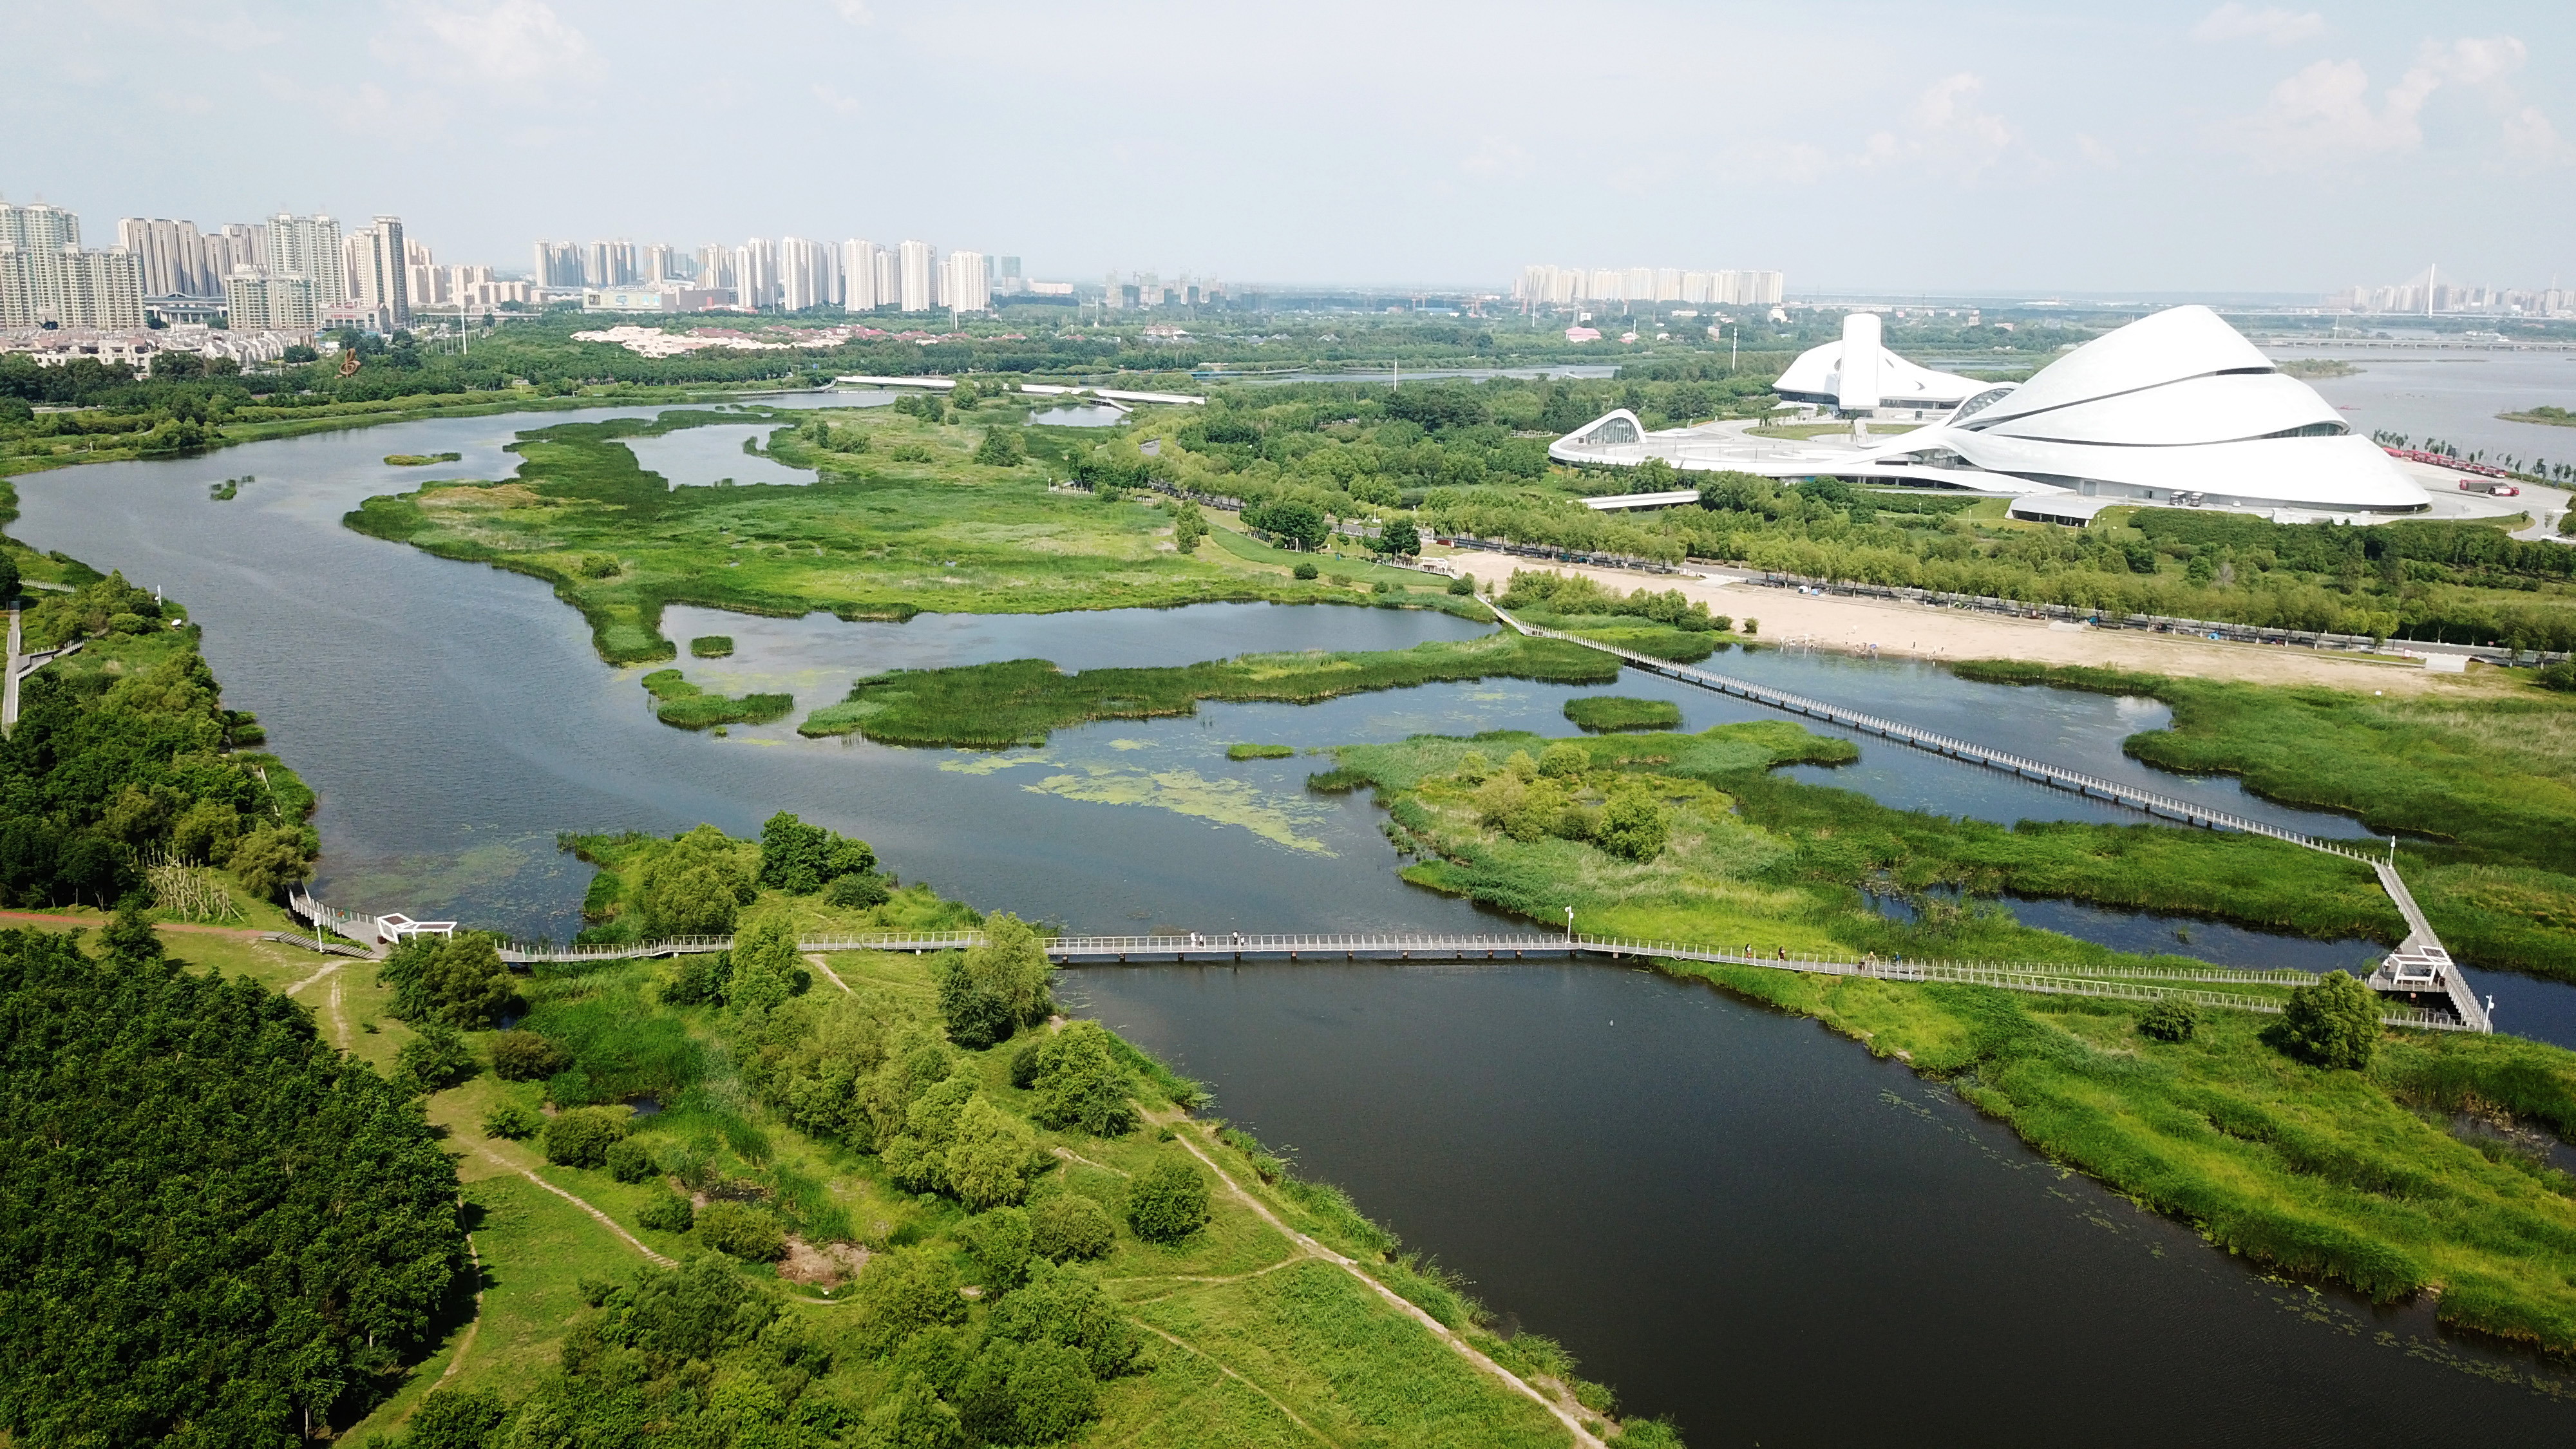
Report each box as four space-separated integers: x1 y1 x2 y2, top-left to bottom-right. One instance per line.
16 406 2576 1443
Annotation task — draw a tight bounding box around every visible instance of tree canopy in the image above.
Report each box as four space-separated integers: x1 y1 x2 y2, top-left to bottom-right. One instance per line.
0 929 465 1443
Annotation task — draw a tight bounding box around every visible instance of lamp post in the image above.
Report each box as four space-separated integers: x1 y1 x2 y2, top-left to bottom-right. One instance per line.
1564 905 1575 940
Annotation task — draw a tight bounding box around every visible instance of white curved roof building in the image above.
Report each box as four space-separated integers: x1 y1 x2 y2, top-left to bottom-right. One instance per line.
1549 305 2429 520
1774 313 1987 413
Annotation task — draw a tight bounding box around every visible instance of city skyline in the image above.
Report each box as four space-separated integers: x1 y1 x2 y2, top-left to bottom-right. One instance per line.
8 1 2573 294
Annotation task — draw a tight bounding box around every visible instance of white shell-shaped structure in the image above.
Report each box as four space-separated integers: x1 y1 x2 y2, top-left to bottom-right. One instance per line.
1549 305 2428 520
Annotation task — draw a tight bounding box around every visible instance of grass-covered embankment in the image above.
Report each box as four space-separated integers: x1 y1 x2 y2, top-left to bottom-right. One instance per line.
1953 659 2576 980
800 632 1618 747
337 822 1623 1445
343 406 1478 665
1323 724 2576 1350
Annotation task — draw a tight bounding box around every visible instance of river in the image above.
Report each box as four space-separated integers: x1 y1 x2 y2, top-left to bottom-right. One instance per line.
15 405 2576 1443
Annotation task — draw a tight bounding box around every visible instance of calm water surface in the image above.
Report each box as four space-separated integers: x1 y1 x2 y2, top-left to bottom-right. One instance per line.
18 407 2576 1443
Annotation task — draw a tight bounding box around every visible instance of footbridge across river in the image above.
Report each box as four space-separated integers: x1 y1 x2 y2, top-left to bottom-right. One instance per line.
1484 603 2493 1032
275 604 2496 1034
452 927 2471 1030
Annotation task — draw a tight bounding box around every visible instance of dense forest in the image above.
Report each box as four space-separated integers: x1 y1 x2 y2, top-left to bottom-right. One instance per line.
0 927 466 1442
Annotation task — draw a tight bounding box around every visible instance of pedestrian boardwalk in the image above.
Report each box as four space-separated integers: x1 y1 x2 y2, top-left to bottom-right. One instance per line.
1487 601 2492 1032
474 927 2467 1031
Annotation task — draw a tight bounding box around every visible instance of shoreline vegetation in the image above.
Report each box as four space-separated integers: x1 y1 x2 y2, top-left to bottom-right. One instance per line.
1949 659 2576 981
1316 723 2576 1352
343 408 1486 666
798 633 1617 748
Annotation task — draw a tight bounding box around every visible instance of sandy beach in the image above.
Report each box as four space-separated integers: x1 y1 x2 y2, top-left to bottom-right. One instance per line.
1432 551 2504 697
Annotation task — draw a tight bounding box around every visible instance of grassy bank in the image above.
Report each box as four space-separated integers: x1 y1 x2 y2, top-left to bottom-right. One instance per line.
1322 724 2576 1349
1951 659 2576 980
323 829 1618 1445
343 406 1477 665
800 632 1618 747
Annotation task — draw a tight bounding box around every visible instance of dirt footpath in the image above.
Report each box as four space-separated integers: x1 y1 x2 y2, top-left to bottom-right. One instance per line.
1437 552 2500 697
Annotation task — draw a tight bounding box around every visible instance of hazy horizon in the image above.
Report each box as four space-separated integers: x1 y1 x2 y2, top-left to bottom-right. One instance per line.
11 0 2572 297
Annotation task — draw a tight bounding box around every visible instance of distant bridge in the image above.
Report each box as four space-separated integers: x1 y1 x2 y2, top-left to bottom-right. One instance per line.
1484 603 2492 1032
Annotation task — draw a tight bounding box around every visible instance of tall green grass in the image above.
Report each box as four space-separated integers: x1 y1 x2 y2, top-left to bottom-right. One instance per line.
800 632 1617 747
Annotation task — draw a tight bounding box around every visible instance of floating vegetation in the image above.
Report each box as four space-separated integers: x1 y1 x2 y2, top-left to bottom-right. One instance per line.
1563 696 1684 734
207 475 251 500
689 635 735 658
641 668 791 729
384 451 463 466
1227 743 1297 759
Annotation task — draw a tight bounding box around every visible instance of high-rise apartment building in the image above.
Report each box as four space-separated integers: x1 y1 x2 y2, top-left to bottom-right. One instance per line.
341 216 410 328
1 202 142 328
696 243 737 294
942 251 990 314
268 214 346 301
778 236 838 311
223 270 319 331
583 238 639 288
898 240 936 312
533 240 584 289
995 256 1024 296
734 238 779 310
840 240 884 310
644 244 681 284
117 218 222 298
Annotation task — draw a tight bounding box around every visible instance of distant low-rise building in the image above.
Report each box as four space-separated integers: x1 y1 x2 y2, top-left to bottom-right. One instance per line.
582 283 732 313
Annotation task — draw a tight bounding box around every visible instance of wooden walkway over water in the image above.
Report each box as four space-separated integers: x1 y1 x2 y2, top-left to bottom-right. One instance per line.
1485 603 2492 1032
456 928 2470 1031
275 605 2497 1035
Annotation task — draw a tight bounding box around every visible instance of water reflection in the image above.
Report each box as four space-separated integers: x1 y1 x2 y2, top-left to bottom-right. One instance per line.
625 422 818 488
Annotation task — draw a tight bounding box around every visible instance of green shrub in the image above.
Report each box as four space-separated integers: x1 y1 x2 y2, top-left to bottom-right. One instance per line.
636 1192 694 1235
543 1106 629 1169
1562 696 1683 733
1535 741 1590 779
2539 660 2576 693
2281 971 2381 1070
605 1138 658 1183
397 1022 479 1091
481 1102 540 1140
961 1206 1036 1289
1125 1158 1211 1244
402 1388 507 1449
2139 999 2200 1042
854 1246 968 1356
580 554 621 578
379 933 517 1029
935 913 1054 1048
695 1200 787 1260
1597 783 1670 862
1292 561 1319 580
688 635 734 658
1026 1022 1138 1137
1030 1193 1115 1262
826 872 891 908
1446 573 1476 595
1226 743 1296 760
489 1029 571 1082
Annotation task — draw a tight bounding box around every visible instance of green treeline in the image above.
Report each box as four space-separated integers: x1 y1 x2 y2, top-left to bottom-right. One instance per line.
799 632 1618 747
0 571 316 911
0 928 466 1441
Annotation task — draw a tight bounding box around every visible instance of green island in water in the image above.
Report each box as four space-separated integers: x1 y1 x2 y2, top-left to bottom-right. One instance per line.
8 331 2576 1444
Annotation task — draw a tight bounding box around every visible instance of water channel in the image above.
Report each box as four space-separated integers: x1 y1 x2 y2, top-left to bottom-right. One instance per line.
16 406 2576 1443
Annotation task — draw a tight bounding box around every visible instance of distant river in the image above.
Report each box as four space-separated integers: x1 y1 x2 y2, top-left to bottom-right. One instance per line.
15 406 2575 1444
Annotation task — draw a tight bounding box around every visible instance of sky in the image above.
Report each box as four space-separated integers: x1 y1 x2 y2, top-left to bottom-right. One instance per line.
9 0 2574 296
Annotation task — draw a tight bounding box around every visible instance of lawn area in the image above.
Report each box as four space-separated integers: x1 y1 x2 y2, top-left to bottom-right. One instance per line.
309 848 1609 1444
1321 723 2576 1349
340 406 1470 665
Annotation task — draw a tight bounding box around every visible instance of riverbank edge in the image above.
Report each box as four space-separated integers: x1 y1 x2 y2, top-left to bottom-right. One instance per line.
1649 952 2576 1360
0 381 844 480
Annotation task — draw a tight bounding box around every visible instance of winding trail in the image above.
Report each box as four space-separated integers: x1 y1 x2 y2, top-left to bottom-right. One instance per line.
1130 1320 1339 1448
804 952 853 994
474 1145 675 1267
1152 1108 1607 1449
282 960 341 998
431 1229 487 1393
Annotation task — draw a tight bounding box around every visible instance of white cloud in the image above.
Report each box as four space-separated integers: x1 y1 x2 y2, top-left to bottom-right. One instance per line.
2074 133 2119 168
393 1 603 88
813 83 864 117
1861 73 2020 180
1460 137 1530 180
833 0 874 24
2224 35 2570 169
2190 4 2326 47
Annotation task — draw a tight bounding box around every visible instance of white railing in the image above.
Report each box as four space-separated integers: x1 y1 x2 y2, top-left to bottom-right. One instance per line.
286 887 379 950
477 925 2477 1031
